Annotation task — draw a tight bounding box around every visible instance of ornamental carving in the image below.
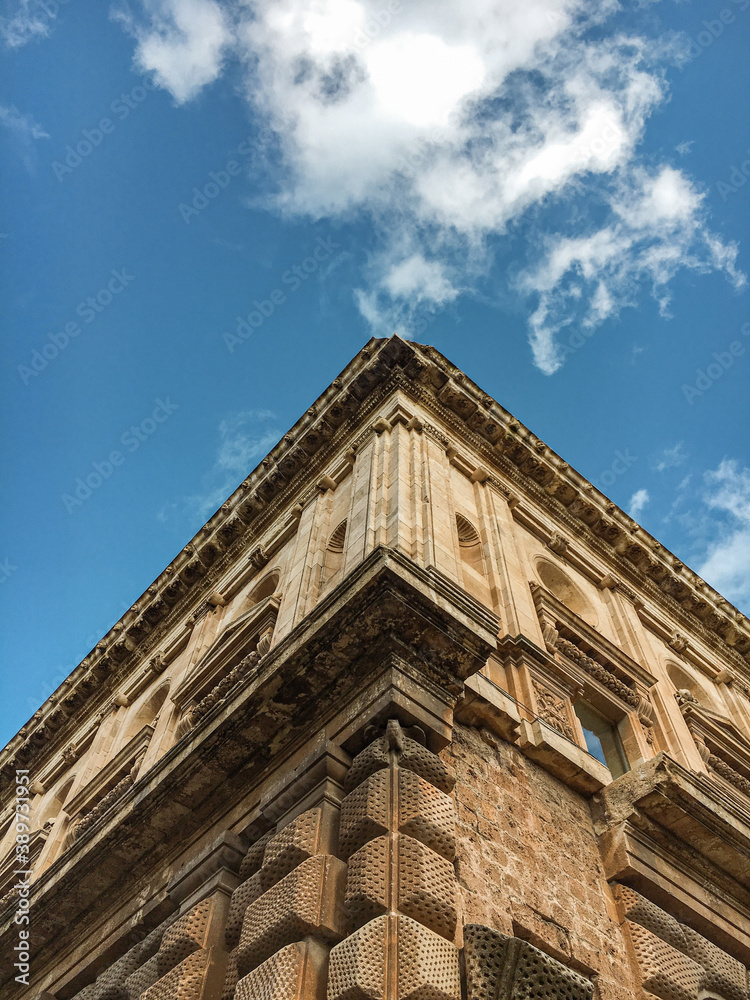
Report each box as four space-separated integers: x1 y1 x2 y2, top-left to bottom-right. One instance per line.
708 754 750 796
556 637 640 708
65 747 147 849
532 682 575 741
668 632 688 653
176 649 263 740
547 534 569 556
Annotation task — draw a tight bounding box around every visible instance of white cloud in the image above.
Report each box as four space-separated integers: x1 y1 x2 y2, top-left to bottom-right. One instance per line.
697 460 750 611
654 441 687 472
0 0 50 48
0 104 49 173
113 0 232 104
675 140 694 157
116 0 745 369
158 410 280 524
0 104 48 140
628 488 650 519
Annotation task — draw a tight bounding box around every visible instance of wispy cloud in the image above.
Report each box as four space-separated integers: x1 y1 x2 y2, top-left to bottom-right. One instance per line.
158 409 280 524
628 487 650 519
653 441 688 472
675 140 694 157
0 0 51 49
697 459 750 611
0 103 49 173
115 0 745 372
0 104 49 140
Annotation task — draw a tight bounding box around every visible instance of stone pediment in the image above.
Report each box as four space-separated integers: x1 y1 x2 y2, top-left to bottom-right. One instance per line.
171 596 281 713
676 693 750 800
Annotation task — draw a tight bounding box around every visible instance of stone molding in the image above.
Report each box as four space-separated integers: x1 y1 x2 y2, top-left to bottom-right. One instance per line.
0 546 496 990
4 336 749 792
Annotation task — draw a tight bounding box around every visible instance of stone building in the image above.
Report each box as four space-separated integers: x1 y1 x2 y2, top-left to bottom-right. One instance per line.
1 335 749 1000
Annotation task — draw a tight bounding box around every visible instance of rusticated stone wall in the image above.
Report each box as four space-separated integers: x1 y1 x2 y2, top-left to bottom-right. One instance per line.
449 723 639 1000
61 719 609 1000
615 884 749 1000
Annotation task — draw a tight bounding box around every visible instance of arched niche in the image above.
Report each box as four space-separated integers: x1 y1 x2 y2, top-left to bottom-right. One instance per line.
246 570 280 609
120 683 170 745
35 774 76 831
534 557 598 627
322 520 347 586
665 660 721 711
455 513 491 606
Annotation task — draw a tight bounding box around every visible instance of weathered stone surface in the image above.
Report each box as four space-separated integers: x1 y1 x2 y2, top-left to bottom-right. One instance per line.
236 855 346 975
623 922 702 1000
464 924 594 1000
234 938 328 1000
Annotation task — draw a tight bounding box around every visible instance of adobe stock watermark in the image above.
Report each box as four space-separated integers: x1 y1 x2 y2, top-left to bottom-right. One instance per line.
716 147 750 201
681 321 749 404
52 77 156 182
676 0 749 70
177 121 297 223
596 449 638 489
222 237 342 352
12 770 32 985
61 397 179 513
23 599 133 715
17 268 134 384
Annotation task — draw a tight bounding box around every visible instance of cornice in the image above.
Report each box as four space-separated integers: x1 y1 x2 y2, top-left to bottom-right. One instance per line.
3 334 749 786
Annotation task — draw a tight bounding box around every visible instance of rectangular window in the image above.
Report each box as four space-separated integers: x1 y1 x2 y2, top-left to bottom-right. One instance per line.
574 701 628 778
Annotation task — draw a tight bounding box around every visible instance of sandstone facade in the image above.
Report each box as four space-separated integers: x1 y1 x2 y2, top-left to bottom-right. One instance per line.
1 336 749 1000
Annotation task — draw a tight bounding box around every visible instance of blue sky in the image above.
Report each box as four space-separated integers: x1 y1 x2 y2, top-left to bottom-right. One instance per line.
1 0 749 746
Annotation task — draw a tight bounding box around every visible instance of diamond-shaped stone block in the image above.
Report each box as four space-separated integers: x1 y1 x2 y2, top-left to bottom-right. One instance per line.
398 769 455 861
625 922 702 1000
463 925 593 1000
328 915 460 1000
237 854 346 976
339 771 389 859
141 950 210 1000
397 835 456 940
235 938 328 1000
345 836 389 929
158 898 214 977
